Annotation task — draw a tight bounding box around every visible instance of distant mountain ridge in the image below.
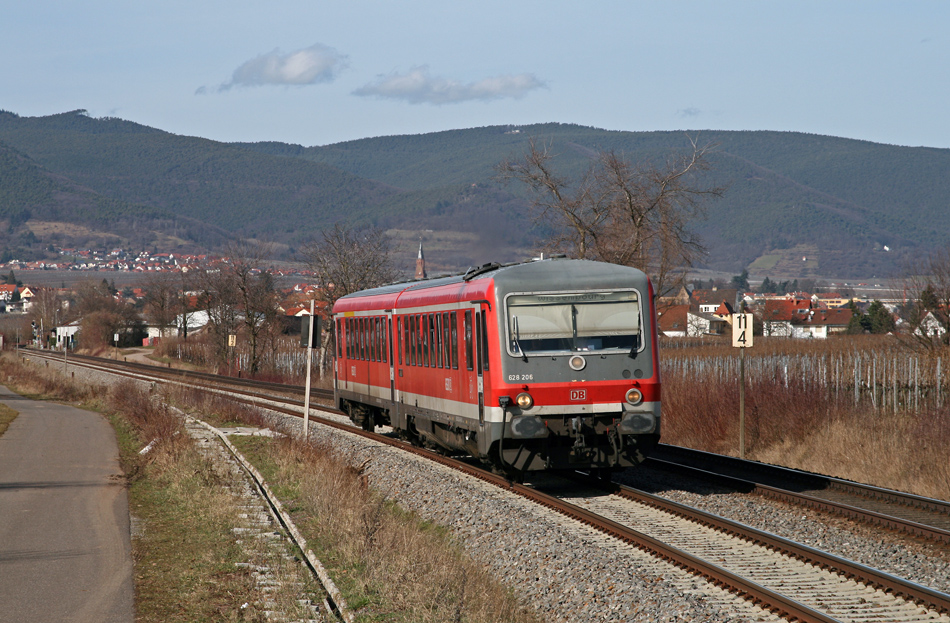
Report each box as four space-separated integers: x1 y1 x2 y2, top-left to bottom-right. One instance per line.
1 109 948 278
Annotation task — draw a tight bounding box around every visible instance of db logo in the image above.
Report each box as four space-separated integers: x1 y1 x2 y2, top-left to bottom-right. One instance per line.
570 389 587 402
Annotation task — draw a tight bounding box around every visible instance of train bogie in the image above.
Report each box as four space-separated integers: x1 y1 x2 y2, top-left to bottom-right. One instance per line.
332 258 661 474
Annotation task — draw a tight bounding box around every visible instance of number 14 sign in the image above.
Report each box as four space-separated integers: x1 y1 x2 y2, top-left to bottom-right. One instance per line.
732 313 754 348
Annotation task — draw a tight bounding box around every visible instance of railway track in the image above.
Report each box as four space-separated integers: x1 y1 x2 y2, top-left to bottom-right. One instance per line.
647 445 950 545
19 349 950 622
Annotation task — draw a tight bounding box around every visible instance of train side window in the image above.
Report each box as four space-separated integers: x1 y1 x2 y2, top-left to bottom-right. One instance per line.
421 315 429 367
414 315 421 366
475 311 483 375
479 310 490 372
434 314 442 368
368 317 374 362
376 317 383 362
360 317 369 361
441 312 449 369
464 310 473 371
336 319 342 358
416 314 425 366
386 317 391 364
347 318 352 359
404 317 411 365
373 317 380 362
429 313 437 368
408 315 414 366
377 317 383 362
357 317 362 361
451 312 459 369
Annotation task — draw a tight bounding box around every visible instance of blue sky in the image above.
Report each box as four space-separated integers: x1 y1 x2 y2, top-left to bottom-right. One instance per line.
2 1 947 148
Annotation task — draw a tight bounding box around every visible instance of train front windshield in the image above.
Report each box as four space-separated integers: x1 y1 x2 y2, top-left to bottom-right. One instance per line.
505 291 641 356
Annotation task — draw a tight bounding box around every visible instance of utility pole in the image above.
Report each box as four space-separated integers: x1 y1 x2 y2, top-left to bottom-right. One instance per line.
303 300 316 438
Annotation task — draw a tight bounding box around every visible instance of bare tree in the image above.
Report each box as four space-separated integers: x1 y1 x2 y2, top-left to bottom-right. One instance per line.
497 135 724 298
143 272 179 339
301 224 400 308
300 224 400 371
73 280 142 350
902 245 950 349
200 242 282 375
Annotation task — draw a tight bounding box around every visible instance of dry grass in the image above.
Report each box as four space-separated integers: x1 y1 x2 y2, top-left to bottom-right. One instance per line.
660 337 950 501
234 433 537 623
0 403 17 436
164 383 536 622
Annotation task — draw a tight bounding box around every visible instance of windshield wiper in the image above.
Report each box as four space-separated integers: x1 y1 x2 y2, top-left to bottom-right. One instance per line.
628 325 641 359
512 316 528 362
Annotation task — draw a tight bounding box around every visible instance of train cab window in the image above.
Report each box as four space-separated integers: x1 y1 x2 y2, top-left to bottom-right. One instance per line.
464 310 473 371
450 312 459 369
505 291 641 356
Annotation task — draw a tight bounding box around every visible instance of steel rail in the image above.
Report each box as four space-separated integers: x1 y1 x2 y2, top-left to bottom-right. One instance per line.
649 444 950 543
573 475 950 615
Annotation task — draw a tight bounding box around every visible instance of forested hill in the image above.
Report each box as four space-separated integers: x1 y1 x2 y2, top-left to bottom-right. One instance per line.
2 109 948 278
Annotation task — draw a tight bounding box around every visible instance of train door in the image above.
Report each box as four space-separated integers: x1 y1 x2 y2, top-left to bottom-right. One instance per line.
474 309 486 426
386 312 395 406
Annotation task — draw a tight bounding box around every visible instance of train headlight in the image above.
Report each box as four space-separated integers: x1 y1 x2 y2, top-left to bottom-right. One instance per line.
516 392 534 410
569 355 586 371
625 387 643 406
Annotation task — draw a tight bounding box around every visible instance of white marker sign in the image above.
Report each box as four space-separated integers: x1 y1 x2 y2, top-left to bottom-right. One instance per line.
732 313 753 348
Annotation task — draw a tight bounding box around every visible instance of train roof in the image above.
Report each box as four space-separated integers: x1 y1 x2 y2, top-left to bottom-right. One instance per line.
334 258 650 310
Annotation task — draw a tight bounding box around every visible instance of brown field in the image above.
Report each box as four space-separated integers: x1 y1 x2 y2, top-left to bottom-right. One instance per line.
660 335 950 500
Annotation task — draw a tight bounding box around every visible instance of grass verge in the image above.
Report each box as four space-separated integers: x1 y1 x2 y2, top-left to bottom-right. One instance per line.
172 385 539 623
0 402 17 436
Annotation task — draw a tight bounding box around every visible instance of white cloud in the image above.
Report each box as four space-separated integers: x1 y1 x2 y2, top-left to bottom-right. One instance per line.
353 66 546 105
677 107 702 118
214 43 348 92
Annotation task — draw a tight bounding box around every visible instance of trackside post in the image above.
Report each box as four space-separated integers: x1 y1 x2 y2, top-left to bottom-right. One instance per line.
732 313 754 459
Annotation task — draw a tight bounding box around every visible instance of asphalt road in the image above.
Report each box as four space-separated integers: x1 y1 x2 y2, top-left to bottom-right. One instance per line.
0 385 133 623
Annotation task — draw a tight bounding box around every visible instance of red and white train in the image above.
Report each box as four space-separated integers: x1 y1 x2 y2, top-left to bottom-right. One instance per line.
332 257 661 474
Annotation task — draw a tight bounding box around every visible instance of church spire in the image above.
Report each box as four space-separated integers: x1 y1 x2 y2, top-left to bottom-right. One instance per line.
414 240 427 279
